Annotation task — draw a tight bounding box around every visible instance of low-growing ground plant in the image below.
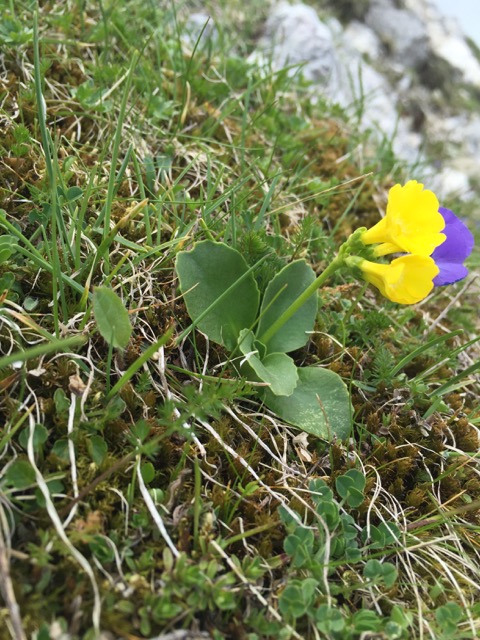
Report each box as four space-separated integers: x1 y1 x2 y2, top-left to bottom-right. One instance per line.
0 1 479 639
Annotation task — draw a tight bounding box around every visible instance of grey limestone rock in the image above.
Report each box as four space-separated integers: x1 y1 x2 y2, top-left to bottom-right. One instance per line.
253 0 479 199
365 0 429 68
260 2 341 87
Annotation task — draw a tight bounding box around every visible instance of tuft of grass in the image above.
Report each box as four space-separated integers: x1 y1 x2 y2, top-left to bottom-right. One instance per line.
0 1 479 639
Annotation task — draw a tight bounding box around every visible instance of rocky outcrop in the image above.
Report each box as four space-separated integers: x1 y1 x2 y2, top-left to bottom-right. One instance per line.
184 1 480 202
365 0 430 68
254 0 480 201
405 0 480 87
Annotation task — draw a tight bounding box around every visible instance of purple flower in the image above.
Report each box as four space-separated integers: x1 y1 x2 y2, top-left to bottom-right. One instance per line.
431 207 474 286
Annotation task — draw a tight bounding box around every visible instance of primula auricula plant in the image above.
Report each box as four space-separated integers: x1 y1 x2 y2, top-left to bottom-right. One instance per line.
175 180 474 441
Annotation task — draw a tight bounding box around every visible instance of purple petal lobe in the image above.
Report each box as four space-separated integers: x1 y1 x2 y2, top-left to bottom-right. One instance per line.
433 263 468 287
431 207 474 286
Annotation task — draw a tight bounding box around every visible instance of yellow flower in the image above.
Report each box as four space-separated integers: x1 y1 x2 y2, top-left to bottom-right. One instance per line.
361 181 446 256
357 255 439 304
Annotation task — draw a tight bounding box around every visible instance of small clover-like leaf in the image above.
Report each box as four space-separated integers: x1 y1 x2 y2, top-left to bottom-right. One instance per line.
435 602 463 633
381 563 398 589
284 527 315 568
5 459 35 489
335 469 366 507
19 423 48 452
65 186 83 202
278 505 301 531
364 559 398 588
87 435 108 466
315 604 346 634
390 604 413 630
316 499 340 530
366 521 401 549
351 610 384 633
0 235 18 263
278 578 318 618
308 478 334 506
340 514 358 541
344 545 362 563
363 558 384 581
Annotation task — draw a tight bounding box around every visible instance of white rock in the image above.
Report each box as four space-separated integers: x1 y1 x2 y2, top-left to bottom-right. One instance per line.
463 117 480 155
255 1 478 199
405 0 480 86
343 21 382 59
258 2 422 164
428 166 472 200
260 2 341 87
365 0 429 67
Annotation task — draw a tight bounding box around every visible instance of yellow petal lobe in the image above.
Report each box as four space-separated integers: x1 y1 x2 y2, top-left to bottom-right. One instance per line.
361 181 446 255
359 255 439 304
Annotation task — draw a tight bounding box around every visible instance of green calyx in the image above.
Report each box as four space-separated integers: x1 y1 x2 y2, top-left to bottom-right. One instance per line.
344 255 365 278
339 227 378 262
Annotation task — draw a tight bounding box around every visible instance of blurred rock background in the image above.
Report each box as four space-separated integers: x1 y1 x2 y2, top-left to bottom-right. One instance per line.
185 0 480 209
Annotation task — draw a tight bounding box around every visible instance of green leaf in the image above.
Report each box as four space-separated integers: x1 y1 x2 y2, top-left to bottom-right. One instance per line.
238 329 298 396
352 610 383 633
367 522 401 549
435 602 462 633
335 469 366 508
315 605 346 634
390 604 413 630
315 499 340 529
344 545 362 563
89 534 115 563
51 439 69 462
256 260 317 353
105 395 126 419
176 241 260 350
0 235 18 262
340 514 358 540
278 505 300 530
87 435 108 466
363 559 383 582
19 424 48 452
364 559 398 589
263 366 352 440
23 296 38 312
284 528 315 568
92 286 132 350
381 563 398 589
66 186 83 202
5 459 35 488
132 419 151 442
278 578 318 618
308 478 334 505
140 461 155 483
0 272 15 293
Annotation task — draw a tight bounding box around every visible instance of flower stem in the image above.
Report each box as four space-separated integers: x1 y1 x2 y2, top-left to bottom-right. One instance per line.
259 254 345 345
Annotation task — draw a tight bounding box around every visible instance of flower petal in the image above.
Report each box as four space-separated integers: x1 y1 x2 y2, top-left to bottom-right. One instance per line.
433 263 468 287
359 255 439 304
361 181 446 256
431 207 474 286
